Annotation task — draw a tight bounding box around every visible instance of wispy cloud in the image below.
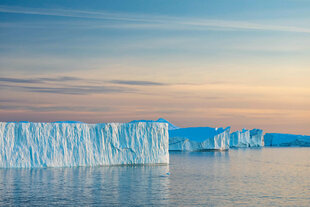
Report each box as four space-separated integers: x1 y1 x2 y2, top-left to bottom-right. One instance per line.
38 76 82 82
0 104 112 112
110 80 166 86
0 83 134 95
0 75 134 95
0 76 169 95
0 76 82 84
0 77 41 84
0 76 167 85
0 6 156 22
1 6 310 33
0 76 234 96
21 85 132 95
0 98 19 103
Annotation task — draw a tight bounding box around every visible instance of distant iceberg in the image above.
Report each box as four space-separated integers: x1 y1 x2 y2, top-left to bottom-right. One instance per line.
169 127 230 151
0 122 169 168
130 118 180 130
264 133 310 147
230 129 264 148
249 129 264 147
230 129 251 147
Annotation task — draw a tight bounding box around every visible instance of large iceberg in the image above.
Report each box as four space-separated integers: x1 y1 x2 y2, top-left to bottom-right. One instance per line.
169 127 230 151
264 133 310 147
130 118 180 130
0 122 169 168
230 128 264 147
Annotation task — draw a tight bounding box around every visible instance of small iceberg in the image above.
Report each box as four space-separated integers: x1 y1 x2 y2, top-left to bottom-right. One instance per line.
169 126 230 151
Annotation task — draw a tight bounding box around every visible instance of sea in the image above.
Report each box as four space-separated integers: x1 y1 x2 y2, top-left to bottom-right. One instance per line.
0 147 309 206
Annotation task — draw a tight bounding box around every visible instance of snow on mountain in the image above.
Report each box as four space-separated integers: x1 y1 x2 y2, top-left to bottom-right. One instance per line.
0 122 169 168
264 133 310 147
230 128 264 148
169 127 230 151
129 118 180 130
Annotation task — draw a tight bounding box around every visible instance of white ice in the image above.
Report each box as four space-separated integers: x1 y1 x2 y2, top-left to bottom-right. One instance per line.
230 129 264 148
169 127 230 151
230 129 251 148
249 129 264 147
0 122 169 168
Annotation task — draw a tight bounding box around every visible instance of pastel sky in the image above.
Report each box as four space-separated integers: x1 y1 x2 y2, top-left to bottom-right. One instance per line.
1 0 310 134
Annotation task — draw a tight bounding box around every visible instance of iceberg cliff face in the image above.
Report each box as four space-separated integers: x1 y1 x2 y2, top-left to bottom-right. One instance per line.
230 129 264 147
0 122 169 168
249 129 264 147
169 127 230 151
230 129 251 148
264 133 310 147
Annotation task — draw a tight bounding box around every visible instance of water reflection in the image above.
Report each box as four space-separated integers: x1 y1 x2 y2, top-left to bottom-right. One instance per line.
0 164 170 206
1 148 310 206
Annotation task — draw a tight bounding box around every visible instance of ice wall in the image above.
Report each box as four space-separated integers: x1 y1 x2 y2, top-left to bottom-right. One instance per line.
0 122 169 168
169 127 230 151
264 133 310 147
230 129 264 148
250 129 264 147
230 129 251 147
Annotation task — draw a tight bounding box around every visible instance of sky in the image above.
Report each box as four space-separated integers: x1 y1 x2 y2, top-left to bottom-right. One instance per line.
0 0 310 134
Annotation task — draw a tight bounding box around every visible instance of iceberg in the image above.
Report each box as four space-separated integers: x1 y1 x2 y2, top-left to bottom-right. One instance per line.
264 133 310 147
230 129 264 147
0 122 169 168
249 129 264 147
130 118 180 130
169 127 230 151
230 129 251 147
156 118 180 130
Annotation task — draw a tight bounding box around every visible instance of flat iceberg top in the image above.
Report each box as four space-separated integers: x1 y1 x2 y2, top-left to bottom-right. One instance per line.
0 122 169 168
169 127 230 142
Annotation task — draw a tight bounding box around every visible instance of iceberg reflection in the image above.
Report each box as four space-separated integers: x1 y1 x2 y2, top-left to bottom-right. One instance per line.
0 164 170 206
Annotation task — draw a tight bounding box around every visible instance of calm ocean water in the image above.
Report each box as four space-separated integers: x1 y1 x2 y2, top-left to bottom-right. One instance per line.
0 148 309 206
